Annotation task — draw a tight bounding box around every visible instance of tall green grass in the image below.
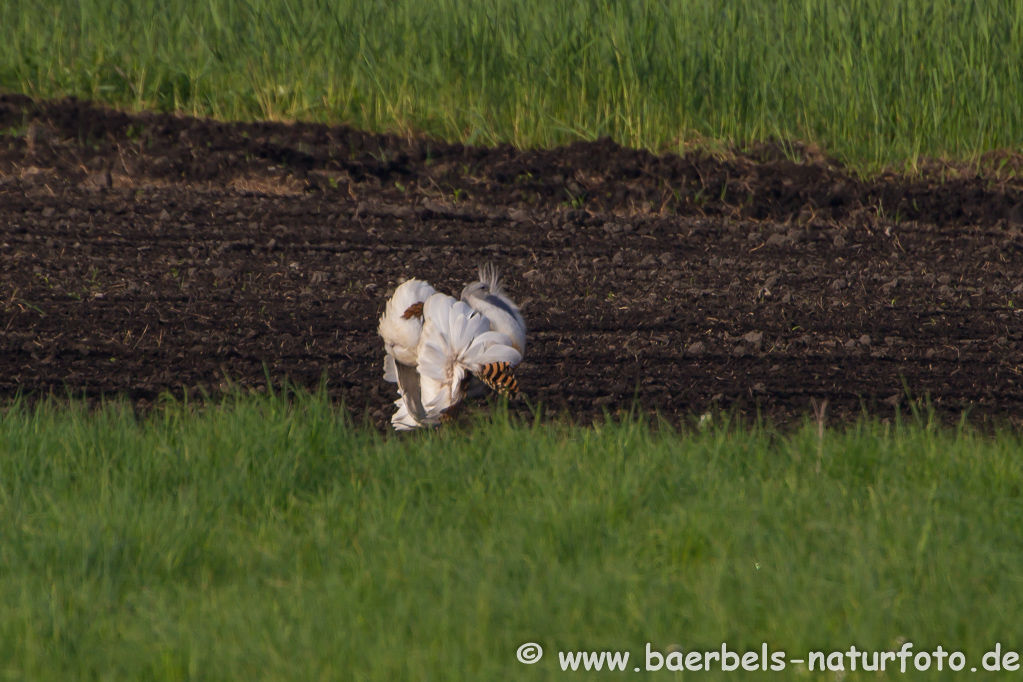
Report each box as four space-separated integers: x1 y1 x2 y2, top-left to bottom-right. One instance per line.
1 0 1021 170
1 393 1022 680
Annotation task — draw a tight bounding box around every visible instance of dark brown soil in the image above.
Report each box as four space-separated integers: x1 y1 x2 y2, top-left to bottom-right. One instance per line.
3 93 1023 427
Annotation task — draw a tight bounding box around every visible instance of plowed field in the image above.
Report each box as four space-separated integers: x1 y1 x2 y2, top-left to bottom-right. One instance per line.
3 94 1023 426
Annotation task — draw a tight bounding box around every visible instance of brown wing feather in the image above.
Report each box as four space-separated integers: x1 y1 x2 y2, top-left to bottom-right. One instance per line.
401 302 425 320
474 362 519 397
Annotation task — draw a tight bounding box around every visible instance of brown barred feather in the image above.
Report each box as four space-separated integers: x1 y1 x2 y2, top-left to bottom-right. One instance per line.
475 362 519 397
401 302 425 319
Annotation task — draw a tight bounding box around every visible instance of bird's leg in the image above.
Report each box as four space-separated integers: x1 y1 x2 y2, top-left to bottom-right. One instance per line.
439 401 464 423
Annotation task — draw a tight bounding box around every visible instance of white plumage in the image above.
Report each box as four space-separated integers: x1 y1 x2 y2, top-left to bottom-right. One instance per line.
415 294 521 425
389 395 421 431
378 268 525 430
378 278 437 427
378 278 436 367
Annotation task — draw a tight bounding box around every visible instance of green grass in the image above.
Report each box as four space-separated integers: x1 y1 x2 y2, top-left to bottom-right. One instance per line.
2 0 1022 172
2 392 1022 680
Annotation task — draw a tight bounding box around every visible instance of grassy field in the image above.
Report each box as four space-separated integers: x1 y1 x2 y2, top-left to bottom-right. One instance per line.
1 393 1021 680
2 0 1022 171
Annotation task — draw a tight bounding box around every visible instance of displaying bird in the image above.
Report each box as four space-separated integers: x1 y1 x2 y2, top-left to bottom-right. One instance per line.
379 267 526 430
378 278 437 424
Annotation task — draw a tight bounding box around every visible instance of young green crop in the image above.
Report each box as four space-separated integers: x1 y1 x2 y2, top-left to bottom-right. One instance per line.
1 0 1021 172
1 393 1021 680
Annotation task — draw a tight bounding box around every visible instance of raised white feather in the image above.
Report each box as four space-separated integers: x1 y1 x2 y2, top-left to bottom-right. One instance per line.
460 263 527 356
414 293 522 425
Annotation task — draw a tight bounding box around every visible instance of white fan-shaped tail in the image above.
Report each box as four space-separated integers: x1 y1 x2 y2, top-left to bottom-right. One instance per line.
414 294 521 423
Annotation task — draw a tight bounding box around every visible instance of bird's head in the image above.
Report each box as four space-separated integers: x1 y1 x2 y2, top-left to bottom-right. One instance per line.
460 281 490 302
